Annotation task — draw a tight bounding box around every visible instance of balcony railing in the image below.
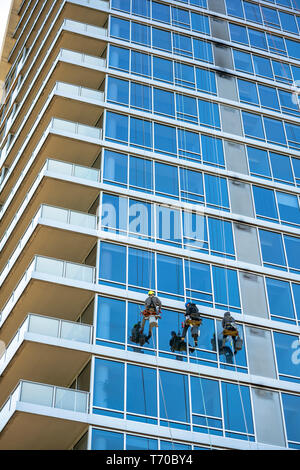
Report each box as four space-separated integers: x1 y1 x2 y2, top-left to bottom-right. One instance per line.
63 18 107 38
0 380 89 429
59 48 106 69
55 81 104 103
0 313 93 369
50 117 103 140
1 255 96 324
0 204 98 284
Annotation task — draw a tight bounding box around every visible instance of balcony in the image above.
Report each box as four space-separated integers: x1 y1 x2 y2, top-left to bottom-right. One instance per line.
0 77 105 169
0 314 92 409
0 204 98 305
0 255 96 345
0 120 102 233
0 380 89 449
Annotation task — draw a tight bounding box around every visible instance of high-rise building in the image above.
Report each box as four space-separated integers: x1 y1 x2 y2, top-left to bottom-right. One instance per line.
0 0 299 451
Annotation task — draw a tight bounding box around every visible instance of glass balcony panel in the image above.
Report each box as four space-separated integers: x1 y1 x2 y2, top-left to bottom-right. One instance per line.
35 257 64 277
56 82 79 96
54 388 88 412
72 165 99 181
77 123 100 139
69 211 97 229
60 49 81 62
65 263 94 283
20 382 53 407
60 321 91 343
52 118 77 134
28 315 60 338
41 205 69 224
47 159 72 176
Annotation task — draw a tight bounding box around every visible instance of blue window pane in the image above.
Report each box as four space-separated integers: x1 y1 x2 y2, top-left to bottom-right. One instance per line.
196 68 216 94
253 55 273 79
242 111 264 140
225 0 244 18
185 260 212 302
102 193 127 234
172 7 190 29
253 186 278 220
278 90 300 117
198 99 220 129
129 200 153 240
132 0 150 17
126 435 158 450
131 82 152 111
152 2 170 23
229 23 249 45
270 153 293 185
238 79 259 105
157 254 184 299
96 297 126 343
154 88 175 117
291 65 300 82
259 229 286 268
94 358 124 411
128 248 155 291
103 150 128 186
178 129 201 161
258 85 280 111
201 135 224 167
204 174 229 210
267 33 286 55
109 45 129 71
152 28 172 51
233 50 253 74
182 211 208 252
193 38 213 63
212 266 240 310
175 62 195 89
129 156 153 192
156 206 182 246
244 1 262 23
105 111 128 143
99 242 126 286
284 235 300 272
274 332 300 379
127 365 157 417
191 12 210 34
173 33 193 57
92 429 123 450
110 17 130 40
262 6 280 28
191 0 207 6
131 22 151 46
273 60 292 84
154 123 177 155
180 168 204 204
247 146 271 178
161 441 191 450
107 77 129 105
292 283 300 321
285 123 300 150
286 39 300 60
131 51 151 77
222 382 254 435
130 117 152 149
248 28 267 50
153 56 173 83
191 377 221 417
159 371 190 423
292 158 300 186
208 218 235 257
176 94 198 123
111 0 130 12
266 277 295 320
277 191 300 226
155 162 179 197
282 394 300 444
264 117 287 146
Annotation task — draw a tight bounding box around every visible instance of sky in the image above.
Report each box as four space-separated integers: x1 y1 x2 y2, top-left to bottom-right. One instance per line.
0 0 13 54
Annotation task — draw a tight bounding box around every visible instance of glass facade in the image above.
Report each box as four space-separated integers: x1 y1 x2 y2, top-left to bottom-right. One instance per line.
0 0 300 451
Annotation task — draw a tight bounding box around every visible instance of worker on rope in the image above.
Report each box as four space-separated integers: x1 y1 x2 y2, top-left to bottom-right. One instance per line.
140 291 162 341
169 331 195 354
181 302 202 347
221 311 243 354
